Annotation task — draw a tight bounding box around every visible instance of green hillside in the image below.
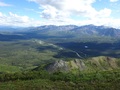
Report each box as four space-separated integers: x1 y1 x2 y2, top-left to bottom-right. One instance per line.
34 56 120 73
0 69 120 90
0 38 120 90
0 39 62 72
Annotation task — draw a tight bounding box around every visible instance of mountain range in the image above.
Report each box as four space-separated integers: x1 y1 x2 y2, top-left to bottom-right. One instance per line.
30 25 120 37
0 25 120 58
0 25 120 39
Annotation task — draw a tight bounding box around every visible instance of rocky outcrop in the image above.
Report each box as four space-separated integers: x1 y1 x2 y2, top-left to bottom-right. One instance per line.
45 59 86 72
45 60 70 72
34 56 120 73
69 59 86 71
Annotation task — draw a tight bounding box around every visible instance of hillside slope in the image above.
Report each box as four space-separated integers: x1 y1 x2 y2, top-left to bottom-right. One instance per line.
34 56 120 72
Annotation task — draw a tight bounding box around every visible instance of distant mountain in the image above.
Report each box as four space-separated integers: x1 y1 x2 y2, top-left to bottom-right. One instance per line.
0 25 120 42
0 33 25 41
28 25 120 38
1 25 120 37
0 26 30 32
36 25 78 31
71 25 120 37
0 26 16 32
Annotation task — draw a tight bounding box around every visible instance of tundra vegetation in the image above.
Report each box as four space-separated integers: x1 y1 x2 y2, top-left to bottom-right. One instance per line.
0 25 120 89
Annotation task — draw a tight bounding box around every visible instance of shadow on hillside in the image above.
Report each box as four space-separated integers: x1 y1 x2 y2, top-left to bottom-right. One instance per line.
36 46 58 52
53 51 80 58
0 34 26 41
56 42 120 58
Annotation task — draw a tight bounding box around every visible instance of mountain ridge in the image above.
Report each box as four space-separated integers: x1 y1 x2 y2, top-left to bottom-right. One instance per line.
27 25 120 38
1 24 120 38
34 56 120 73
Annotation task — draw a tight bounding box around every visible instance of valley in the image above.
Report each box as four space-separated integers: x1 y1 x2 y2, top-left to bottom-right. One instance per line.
0 25 120 89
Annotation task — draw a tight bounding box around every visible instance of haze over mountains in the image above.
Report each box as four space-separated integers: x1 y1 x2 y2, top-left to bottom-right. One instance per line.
0 25 120 59
25 25 120 37
0 24 120 35
0 24 120 44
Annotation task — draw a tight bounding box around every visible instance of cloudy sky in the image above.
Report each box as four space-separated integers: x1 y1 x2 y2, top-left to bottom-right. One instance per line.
0 0 120 28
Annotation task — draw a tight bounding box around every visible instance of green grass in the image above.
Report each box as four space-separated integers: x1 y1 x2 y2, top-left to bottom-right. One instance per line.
0 79 76 90
0 40 60 72
0 70 120 90
0 65 21 73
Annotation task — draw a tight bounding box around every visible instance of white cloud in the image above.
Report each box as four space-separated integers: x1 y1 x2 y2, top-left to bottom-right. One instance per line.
0 2 11 6
0 12 120 28
0 12 42 27
28 0 96 20
110 0 118 2
28 0 111 22
0 0 120 28
89 8 112 19
27 0 117 28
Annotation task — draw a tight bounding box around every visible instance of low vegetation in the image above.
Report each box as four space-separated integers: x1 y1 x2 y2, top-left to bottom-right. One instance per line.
0 37 120 89
0 40 60 71
0 69 120 90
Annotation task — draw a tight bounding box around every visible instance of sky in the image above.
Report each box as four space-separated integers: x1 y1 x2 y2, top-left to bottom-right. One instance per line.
0 0 120 28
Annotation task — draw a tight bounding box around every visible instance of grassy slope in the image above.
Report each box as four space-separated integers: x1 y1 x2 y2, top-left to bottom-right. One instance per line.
84 56 120 72
0 40 120 89
0 40 120 73
0 65 21 73
0 79 119 90
0 40 60 72
0 70 120 90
